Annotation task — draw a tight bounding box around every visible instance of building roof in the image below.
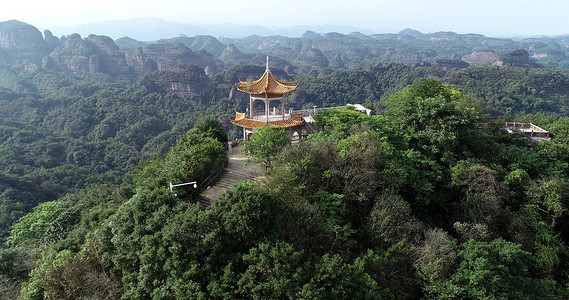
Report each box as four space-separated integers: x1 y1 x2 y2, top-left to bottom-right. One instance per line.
236 57 297 97
231 115 305 130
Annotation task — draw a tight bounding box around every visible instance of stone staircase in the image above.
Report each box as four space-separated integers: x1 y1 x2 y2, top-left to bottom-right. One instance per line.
304 121 318 134
196 146 262 208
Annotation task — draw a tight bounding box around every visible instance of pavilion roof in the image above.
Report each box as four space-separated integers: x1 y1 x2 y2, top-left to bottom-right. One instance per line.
236 57 297 96
231 117 304 130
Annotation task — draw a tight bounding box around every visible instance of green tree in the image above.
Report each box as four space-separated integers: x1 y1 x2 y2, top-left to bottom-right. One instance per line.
244 126 290 167
7 201 65 248
194 115 228 144
134 128 227 199
366 190 422 248
299 251 394 299
209 241 307 299
315 108 366 139
421 239 562 299
384 78 480 165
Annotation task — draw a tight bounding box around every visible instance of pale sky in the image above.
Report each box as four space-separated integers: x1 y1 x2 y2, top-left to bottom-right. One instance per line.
1 0 567 37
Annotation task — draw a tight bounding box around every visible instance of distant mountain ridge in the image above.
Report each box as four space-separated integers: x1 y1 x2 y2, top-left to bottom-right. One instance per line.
3 19 569 79
48 17 372 41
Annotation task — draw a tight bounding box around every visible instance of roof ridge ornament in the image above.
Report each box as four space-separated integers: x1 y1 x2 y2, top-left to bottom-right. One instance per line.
266 56 270 73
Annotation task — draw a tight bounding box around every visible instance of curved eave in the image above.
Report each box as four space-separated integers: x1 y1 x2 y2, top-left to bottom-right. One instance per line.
237 71 297 95
231 118 305 130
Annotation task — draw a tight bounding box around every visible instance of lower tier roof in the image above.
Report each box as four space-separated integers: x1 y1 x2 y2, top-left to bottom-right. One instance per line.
231 118 305 130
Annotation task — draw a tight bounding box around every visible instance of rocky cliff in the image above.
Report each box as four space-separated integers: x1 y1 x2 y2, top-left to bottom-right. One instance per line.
86 35 130 74
157 35 226 57
139 64 213 97
44 34 130 74
220 44 247 61
125 43 221 75
43 33 93 73
462 50 499 66
295 47 329 74
0 20 49 68
329 53 347 69
493 49 542 68
43 30 60 52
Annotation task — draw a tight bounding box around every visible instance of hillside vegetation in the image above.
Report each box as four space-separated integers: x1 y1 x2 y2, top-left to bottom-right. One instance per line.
2 20 569 299
3 80 569 298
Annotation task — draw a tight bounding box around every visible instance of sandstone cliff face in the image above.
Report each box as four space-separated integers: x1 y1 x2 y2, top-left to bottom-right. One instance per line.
85 35 130 74
156 35 226 57
140 65 213 97
295 47 329 74
44 33 92 72
0 20 48 67
329 53 347 69
43 30 60 52
125 43 220 75
220 44 246 61
462 50 499 66
493 49 542 68
45 34 130 74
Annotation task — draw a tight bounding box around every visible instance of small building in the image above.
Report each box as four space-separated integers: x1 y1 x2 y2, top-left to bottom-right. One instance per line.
231 57 305 140
503 122 551 142
478 122 552 142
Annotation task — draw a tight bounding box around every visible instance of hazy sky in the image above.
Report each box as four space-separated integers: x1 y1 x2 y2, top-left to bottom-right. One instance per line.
1 0 567 37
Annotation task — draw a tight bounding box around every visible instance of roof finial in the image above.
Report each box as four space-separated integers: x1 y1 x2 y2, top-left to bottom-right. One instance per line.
266 56 270 73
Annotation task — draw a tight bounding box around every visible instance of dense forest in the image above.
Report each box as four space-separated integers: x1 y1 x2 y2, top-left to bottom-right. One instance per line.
3 19 569 298
4 79 569 298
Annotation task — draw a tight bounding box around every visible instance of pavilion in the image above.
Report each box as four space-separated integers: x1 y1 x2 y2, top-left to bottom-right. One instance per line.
231 57 305 140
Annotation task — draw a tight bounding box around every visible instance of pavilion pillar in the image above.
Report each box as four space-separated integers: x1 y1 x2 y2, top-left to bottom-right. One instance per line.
281 98 285 120
249 96 254 118
265 94 269 123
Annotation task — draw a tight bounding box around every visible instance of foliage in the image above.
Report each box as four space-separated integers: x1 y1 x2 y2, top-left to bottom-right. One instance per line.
441 239 560 299
4 55 569 299
244 125 290 167
315 108 366 139
134 128 227 199
193 115 228 144
7 201 64 248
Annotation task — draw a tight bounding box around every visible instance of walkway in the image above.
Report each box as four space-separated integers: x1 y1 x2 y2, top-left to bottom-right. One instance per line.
195 145 262 208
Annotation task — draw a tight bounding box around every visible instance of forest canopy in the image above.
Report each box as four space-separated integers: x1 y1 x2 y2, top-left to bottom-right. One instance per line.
4 21 569 298
3 78 569 299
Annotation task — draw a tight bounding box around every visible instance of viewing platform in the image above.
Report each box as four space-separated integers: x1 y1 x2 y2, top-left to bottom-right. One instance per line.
229 56 372 140
503 122 551 142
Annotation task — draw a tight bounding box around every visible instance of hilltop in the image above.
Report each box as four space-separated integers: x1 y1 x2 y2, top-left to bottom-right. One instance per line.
3 19 569 299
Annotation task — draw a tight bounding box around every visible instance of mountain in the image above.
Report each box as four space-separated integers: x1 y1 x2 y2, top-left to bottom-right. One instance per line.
0 20 49 69
156 35 227 57
45 33 130 74
47 18 372 40
493 49 542 68
2 19 569 78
